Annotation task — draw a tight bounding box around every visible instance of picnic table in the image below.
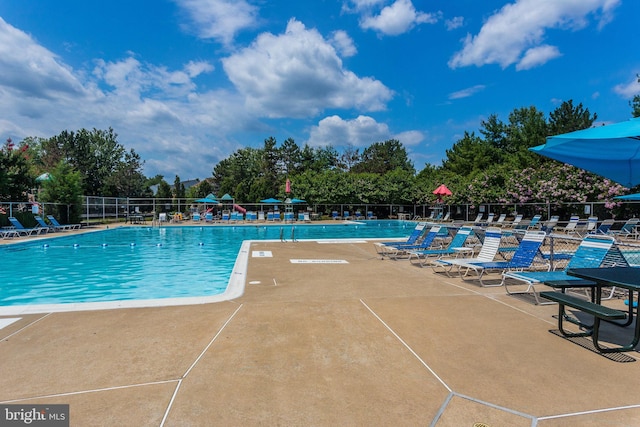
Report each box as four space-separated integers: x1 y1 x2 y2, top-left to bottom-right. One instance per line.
541 267 640 354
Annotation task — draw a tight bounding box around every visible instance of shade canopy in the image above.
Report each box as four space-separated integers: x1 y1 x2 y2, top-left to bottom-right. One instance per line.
432 184 452 196
194 197 219 204
260 198 282 203
289 198 306 204
220 193 234 201
614 193 640 201
529 118 640 187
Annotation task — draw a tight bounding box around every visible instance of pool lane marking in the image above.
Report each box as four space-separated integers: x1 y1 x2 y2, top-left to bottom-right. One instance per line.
359 299 452 393
160 303 244 426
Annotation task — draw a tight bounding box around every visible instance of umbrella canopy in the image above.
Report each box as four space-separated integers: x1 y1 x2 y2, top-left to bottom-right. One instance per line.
289 198 306 203
529 118 640 187
36 172 52 182
221 193 234 201
260 198 282 203
615 193 640 201
194 197 219 204
432 184 452 196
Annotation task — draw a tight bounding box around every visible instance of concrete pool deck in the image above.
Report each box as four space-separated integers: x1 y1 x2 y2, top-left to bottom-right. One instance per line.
2 225 640 425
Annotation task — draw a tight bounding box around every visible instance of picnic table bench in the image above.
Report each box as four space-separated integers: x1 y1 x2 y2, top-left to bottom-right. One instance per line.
542 267 640 354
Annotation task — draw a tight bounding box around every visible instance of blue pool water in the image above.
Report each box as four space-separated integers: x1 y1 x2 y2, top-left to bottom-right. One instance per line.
0 220 413 307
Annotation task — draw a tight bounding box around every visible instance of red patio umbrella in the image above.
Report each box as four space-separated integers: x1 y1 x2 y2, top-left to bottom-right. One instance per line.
432 184 452 203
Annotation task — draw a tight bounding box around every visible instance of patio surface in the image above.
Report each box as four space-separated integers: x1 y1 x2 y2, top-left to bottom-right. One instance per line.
2 225 640 426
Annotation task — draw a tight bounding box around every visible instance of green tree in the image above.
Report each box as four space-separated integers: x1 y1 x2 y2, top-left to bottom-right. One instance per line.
351 139 414 174
441 132 494 177
39 160 83 223
0 138 34 201
631 74 640 118
40 128 127 196
102 149 149 197
548 100 597 135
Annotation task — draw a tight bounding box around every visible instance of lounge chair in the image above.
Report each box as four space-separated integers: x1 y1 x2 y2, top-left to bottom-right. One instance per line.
495 213 507 226
432 227 503 276
452 230 547 287
593 218 614 235
609 218 639 239
374 222 427 255
379 225 443 259
8 217 48 236
47 215 81 230
343 211 352 220
34 215 56 232
484 213 496 226
192 212 201 222
367 211 376 220
355 211 363 220
408 226 473 266
560 215 581 234
204 212 213 222
575 216 598 237
258 211 265 221
470 213 483 226
332 211 341 220
0 227 19 239
540 215 560 234
503 235 616 304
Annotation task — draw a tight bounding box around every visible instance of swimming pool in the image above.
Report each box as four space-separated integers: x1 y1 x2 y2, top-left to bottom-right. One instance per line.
0 220 414 310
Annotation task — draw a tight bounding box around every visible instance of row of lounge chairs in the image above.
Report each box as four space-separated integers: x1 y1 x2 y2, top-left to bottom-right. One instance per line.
375 220 635 304
0 215 80 239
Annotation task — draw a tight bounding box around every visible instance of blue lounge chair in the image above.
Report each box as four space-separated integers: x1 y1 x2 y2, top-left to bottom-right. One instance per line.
503 235 616 304
455 230 547 287
8 217 48 236
34 215 56 232
593 218 614 235
380 225 443 259
408 226 473 266
47 215 80 230
367 211 376 220
192 212 201 222
374 222 427 254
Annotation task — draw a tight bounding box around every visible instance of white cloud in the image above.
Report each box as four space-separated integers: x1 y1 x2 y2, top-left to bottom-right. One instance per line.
306 115 423 148
307 115 391 147
0 17 89 101
613 75 640 98
448 84 486 100
360 0 439 36
174 0 259 45
330 30 357 57
449 0 621 70
445 16 464 31
0 17 254 179
516 45 562 70
222 19 393 118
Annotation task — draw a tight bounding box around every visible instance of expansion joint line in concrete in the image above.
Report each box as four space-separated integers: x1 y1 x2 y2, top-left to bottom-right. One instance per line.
0 313 52 342
359 299 451 393
160 303 244 427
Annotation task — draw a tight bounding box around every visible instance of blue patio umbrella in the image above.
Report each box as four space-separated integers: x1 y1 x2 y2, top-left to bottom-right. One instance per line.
289 198 306 203
260 198 282 203
529 117 640 188
194 197 219 204
615 193 640 201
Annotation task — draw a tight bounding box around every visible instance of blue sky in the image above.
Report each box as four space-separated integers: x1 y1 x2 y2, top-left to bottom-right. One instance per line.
0 0 638 180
